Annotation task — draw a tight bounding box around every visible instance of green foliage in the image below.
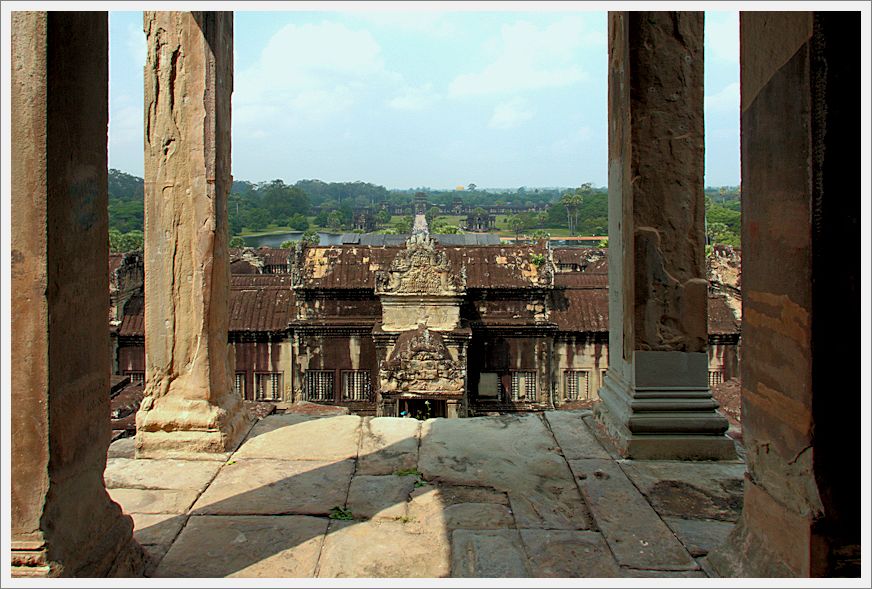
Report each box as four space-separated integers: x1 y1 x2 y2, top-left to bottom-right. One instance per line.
433 223 462 234
109 229 143 253
376 209 392 226
280 240 294 249
394 216 413 234
229 236 246 248
530 229 551 240
301 230 321 246
425 206 441 225
530 253 546 267
288 213 309 231
597 238 609 248
327 210 344 230
328 506 354 520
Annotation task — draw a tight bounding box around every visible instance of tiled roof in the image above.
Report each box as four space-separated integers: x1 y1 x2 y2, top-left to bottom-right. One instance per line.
708 293 741 335
118 295 144 337
297 244 552 290
551 289 610 333
229 287 294 332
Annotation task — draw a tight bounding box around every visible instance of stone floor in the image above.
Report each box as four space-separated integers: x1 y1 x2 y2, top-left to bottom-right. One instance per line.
105 410 744 578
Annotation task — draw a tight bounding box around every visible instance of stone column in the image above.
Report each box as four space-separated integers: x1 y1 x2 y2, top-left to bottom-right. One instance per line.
707 12 860 577
11 12 145 576
594 12 734 460
136 11 249 459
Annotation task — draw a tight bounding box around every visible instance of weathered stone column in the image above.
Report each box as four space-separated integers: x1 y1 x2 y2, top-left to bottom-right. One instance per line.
11 12 145 576
707 12 859 577
136 11 249 459
594 12 734 460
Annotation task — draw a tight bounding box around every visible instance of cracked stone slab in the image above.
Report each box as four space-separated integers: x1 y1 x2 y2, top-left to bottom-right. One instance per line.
451 529 531 577
317 519 450 578
234 414 361 461
109 488 200 515
346 475 416 520
544 411 612 460
569 459 697 571
619 461 745 521
153 515 327 577
357 417 420 475
104 458 222 491
130 513 187 547
419 414 590 530
520 529 622 577
662 517 735 557
191 458 354 516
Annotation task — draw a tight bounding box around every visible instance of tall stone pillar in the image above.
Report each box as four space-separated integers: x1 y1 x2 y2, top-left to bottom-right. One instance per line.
707 12 859 577
136 12 249 459
594 12 734 460
11 12 145 576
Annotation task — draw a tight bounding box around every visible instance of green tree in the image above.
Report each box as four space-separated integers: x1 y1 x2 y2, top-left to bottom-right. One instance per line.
229 236 246 248
394 216 413 234
376 209 392 226
288 213 309 231
327 210 344 231
508 215 526 239
301 230 320 246
280 240 294 249
245 209 270 232
560 192 583 235
426 206 441 226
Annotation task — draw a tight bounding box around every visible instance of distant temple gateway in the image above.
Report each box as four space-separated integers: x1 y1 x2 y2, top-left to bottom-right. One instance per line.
112 216 740 419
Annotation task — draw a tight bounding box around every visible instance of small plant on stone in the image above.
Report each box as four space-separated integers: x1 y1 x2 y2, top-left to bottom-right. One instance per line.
328 506 354 520
413 479 428 488
394 468 422 477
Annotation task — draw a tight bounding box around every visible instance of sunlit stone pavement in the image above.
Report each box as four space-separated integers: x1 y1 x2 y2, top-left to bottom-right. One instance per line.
105 410 744 578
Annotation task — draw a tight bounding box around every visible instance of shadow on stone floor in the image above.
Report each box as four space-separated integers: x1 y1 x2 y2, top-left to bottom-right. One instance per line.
112 411 742 578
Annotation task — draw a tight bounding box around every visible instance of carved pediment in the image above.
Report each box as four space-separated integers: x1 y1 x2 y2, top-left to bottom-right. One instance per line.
375 233 466 296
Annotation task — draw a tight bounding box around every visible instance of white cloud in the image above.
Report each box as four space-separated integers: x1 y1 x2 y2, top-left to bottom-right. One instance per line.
234 21 388 124
706 12 739 64
705 81 740 114
449 17 603 97
489 98 534 129
351 12 457 39
388 83 440 111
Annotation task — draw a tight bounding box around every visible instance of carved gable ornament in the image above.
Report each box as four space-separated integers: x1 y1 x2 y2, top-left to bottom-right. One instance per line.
380 327 465 396
375 233 466 296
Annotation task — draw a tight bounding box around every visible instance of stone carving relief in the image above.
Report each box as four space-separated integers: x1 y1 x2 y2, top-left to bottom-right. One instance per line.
379 327 465 395
375 233 466 296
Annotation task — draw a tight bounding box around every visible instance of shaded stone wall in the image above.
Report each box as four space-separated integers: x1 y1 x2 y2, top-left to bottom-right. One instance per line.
709 11 860 577
11 11 144 576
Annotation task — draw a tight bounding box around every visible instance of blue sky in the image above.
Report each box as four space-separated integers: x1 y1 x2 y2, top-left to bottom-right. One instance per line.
108 11 739 189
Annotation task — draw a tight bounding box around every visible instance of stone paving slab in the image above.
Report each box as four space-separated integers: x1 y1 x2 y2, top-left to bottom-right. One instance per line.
543 411 611 460
346 475 416 520
130 513 187 547
191 458 354 516
407 484 515 530
105 458 222 491
317 519 450 578
357 417 420 475
108 437 135 459
234 414 361 461
519 529 622 577
154 515 328 577
451 529 531 577
109 488 200 515
662 517 735 557
569 459 697 571
620 568 708 578
619 460 745 521
419 414 590 530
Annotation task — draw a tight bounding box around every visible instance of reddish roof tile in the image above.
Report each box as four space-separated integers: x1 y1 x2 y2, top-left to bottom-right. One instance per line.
118 295 144 337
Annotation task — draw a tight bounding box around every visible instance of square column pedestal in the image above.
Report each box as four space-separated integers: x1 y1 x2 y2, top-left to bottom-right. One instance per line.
596 352 735 460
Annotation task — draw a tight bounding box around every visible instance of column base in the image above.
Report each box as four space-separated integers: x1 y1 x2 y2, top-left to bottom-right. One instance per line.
595 351 736 461
135 395 252 460
12 512 149 577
